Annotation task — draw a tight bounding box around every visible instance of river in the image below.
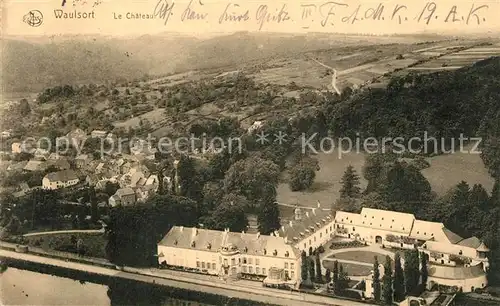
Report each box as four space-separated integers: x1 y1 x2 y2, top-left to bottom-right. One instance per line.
0 266 214 305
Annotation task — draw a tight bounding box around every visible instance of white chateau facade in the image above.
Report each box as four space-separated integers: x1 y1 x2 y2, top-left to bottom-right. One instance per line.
157 206 489 293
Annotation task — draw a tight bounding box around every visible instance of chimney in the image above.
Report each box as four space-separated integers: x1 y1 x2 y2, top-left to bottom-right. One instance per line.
289 220 293 227
257 232 260 239
179 226 184 232
241 230 245 238
305 211 309 218
317 200 321 208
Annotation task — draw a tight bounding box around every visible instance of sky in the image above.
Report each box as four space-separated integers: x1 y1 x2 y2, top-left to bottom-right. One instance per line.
3 0 499 37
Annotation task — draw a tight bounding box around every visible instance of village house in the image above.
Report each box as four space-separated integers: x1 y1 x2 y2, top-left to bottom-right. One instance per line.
47 157 71 171
109 187 136 207
157 227 302 289
42 169 80 190
11 142 23 154
23 160 47 172
91 130 108 139
1 130 12 138
75 154 92 168
66 128 88 146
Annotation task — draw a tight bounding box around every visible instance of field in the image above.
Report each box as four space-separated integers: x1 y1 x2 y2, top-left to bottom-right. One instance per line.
322 260 372 276
276 150 368 208
328 251 392 265
422 147 495 196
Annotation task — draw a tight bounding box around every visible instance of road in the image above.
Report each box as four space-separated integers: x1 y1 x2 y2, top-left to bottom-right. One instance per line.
0 249 374 306
23 228 105 237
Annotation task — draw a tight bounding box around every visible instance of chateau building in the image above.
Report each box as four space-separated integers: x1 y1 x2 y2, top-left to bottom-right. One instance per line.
158 206 489 292
157 227 302 288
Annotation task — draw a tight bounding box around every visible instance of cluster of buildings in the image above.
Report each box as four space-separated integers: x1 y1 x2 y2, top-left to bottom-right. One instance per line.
157 206 490 294
3 128 163 207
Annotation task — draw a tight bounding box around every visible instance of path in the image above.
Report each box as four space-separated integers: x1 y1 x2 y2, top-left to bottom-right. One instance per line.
0 248 375 306
23 228 105 237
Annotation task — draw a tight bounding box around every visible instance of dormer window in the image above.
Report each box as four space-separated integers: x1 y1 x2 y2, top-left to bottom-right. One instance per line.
244 247 248 253
285 251 289 257
417 232 420 234
191 241 196 248
174 240 178 245
459 250 463 255
207 243 211 250
264 249 267 255
273 249 278 256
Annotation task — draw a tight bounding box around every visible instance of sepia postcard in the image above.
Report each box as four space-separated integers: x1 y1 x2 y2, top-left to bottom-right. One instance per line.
1 0 500 305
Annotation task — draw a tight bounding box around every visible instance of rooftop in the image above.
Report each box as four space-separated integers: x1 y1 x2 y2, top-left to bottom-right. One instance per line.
44 169 78 182
278 208 333 243
159 226 300 259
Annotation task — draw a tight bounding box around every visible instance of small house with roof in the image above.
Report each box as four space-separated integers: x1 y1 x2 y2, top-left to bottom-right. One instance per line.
109 187 136 207
42 169 80 190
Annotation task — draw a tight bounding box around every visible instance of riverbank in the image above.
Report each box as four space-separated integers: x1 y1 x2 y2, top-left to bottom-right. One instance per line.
0 245 374 306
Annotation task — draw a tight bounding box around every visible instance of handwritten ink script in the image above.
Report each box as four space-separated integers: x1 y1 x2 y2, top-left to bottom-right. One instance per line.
104 0 493 31
62 0 103 8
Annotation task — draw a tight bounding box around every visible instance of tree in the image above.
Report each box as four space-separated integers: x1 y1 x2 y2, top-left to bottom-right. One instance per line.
257 200 280 235
393 252 405 302
333 260 339 287
202 193 248 232
104 181 120 197
339 165 361 198
89 186 99 223
373 256 381 301
404 249 420 295
18 98 31 116
337 264 350 292
224 156 279 207
301 251 308 281
420 252 428 287
177 155 203 203
308 258 315 282
288 165 316 191
382 255 393 305
325 268 332 283
315 252 322 282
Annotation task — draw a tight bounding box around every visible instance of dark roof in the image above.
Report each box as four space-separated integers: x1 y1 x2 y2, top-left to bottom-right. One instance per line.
278 208 333 243
442 228 463 244
44 170 78 182
457 236 482 248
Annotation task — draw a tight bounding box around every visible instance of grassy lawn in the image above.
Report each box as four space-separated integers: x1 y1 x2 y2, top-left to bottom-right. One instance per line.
323 260 372 276
328 251 392 265
422 146 494 196
24 233 108 259
276 151 367 208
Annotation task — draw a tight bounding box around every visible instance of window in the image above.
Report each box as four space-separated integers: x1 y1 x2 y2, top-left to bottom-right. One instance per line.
290 263 295 270
243 257 247 264
196 261 200 268
326 229 328 234
314 237 316 242
224 259 228 266
201 262 206 269
330 226 332 230
231 258 235 265
353 227 355 231
291 271 295 278
262 268 266 275
212 263 216 270
255 258 260 265
285 262 289 269
320 233 322 238
249 266 253 273
304 243 306 249
256 267 260 274
309 240 311 246
248 258 253 264
242 266 247 273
